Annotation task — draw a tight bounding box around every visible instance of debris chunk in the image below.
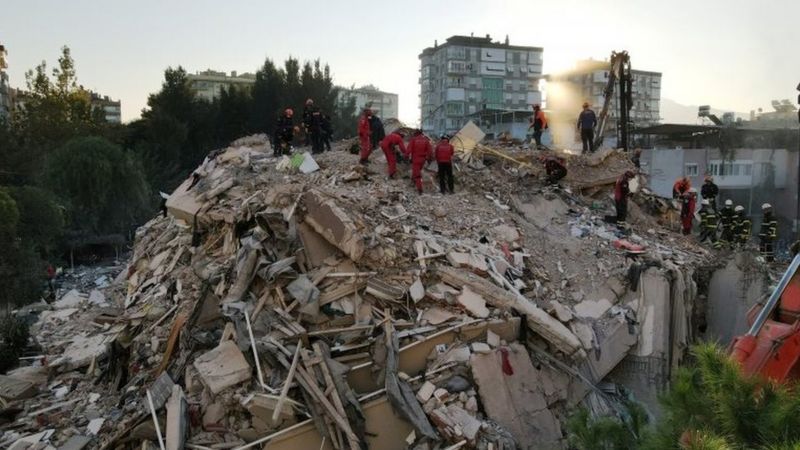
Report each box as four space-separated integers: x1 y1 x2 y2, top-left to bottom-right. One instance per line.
193 340 251 394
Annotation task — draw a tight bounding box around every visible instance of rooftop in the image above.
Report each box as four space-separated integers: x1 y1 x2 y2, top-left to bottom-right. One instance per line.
420 34 543 57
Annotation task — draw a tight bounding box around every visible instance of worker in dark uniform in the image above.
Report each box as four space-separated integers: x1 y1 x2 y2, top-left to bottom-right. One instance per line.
698 199 720 248
369 113 385 151
529 104 548 148
321 113 333 152
719 199 735 247
302 99 315 145
540 155 567 185
701 175 719 211
613 171 635 224
733 205 751 247
576 102 597 153
759 203 778 262
274 108 294 156
631 148 642 170
309 109 324 154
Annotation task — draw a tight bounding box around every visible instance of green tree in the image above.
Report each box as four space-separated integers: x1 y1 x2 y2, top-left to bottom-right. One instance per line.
8 186 64 257
0 189 44 307
44 137 151 238
249 58 286 134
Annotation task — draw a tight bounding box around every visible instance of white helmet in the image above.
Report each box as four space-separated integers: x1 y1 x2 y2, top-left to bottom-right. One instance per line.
689 187 698 193
762 203 772 210
701 199 710 206
735 205 745 212
725 199 733 206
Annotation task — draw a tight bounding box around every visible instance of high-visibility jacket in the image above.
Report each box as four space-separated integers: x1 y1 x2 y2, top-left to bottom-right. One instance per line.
759 212 778 241
734 212 752 243
699 207 718 230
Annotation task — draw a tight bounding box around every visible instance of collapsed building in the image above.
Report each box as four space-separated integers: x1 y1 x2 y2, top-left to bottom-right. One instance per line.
0 129 773 449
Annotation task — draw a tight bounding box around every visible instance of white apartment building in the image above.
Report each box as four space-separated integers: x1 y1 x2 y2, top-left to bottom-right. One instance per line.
338 85 398 119
419 34 543 136
187 70 256 101
0 45 10 120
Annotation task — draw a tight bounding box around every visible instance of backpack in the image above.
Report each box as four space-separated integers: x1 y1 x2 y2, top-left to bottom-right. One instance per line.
370 116 385 142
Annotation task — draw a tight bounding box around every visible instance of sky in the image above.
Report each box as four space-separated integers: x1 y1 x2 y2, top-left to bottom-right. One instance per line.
3 0 798 125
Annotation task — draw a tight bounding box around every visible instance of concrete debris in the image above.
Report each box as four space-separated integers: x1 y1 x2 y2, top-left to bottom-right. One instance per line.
3 134 728 449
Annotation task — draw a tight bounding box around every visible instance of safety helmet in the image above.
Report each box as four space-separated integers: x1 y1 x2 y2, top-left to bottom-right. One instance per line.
762 203 772 210
440 134 450 140
284 108 294 116
725 199 733 206
305 98 314 105
689 187 698 193
701 199 710 206
735 205 745 212
582 102 589 108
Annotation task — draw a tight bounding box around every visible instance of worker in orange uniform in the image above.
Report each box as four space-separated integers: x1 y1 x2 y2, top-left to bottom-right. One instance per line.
379 130 406 179
529 104 548 148
435 135 455 194
672 176 691 199
358 108 372 164
404 129 433 194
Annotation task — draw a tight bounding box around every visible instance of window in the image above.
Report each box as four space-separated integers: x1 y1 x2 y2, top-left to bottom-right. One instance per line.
513 52 521 64
685 164 698 177
445 102 464 116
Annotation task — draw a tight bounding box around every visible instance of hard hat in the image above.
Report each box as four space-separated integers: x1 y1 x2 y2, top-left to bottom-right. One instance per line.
735 205 745 212
701 199 710 206
284 108 293 116
440 134 450 140
689 187 698 193
725 199 733 206
305 98 314 105
762 203 772 210
582 102 589 108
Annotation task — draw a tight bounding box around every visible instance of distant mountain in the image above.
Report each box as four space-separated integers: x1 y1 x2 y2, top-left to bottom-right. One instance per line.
660 98 748 124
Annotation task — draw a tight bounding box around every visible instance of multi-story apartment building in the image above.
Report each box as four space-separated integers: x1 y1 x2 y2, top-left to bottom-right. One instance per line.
549 59 661 139
338 85 398 119
0 45 10 120
419 35 543 136
89 92 121 124
187 70 256 101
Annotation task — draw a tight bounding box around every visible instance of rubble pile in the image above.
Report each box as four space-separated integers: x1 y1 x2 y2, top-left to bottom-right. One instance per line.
1 133 714 449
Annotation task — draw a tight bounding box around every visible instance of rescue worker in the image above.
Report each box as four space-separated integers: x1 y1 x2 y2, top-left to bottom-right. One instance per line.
404 129 433 194
379 129 406 179
719 199 735 246
672 176 691 199
302 99 315 145
733 205 751 247
576 102 597 153
358 108 372 164
529 104 548 148
631 148 642 170
759 203 778 262
698 199 720 248
321 113 333 152
435 135 455 194
309 108 324 154
369 113 385 151
680 188 697 235
540 155 567 185
274 108 294 156
701 175 719 211
613 170 636 223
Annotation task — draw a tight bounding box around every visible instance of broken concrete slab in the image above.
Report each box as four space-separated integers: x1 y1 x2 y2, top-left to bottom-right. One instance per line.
430 404 482 441
492 224 521 243
302 190 365 261
297 222 342 268
58 435 92 450
574 298 614 320
193 340 251 394
165 176 204 223
456 286 489 318
53 289 85 309
416 381 436 403
447 252 488 275
409 278 425 303
471 343 562 449
0 375 37 401
165 385 187 450
586 315 638 381
51 333 112 371
421 307 457 325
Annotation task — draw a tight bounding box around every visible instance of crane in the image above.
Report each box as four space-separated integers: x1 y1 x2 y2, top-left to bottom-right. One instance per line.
593 51 633 152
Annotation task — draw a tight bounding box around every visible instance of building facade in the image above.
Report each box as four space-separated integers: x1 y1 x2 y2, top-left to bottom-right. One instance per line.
419 35 543 136
0 45 10 120
89 92 121 124
338 85 398 119
187 70 256 101
549 59 661 141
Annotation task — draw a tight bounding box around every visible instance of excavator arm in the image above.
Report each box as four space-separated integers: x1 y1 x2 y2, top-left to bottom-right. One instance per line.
593 51 632 152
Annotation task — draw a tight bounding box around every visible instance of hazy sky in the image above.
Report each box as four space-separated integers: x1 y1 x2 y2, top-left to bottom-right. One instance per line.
3 0 798 124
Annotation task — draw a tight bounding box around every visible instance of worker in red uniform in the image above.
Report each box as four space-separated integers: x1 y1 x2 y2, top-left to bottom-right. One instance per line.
672 176 691 199
540 155 567 185
358 108 372 164
614 171 636 223
379 130 406 178
435 135 455 194
680 188 698 235
404 130 433 194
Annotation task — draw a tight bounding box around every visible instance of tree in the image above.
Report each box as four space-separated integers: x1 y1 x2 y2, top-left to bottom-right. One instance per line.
249 58 286 134
0 189 43 307
8 186 64 257
44 137 151 238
